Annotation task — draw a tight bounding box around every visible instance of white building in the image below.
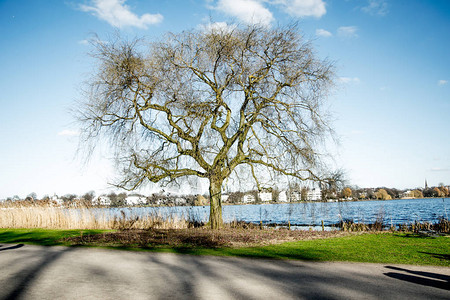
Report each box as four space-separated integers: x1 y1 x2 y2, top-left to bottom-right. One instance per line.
93 196 111 206
278 191 288 202
307 188 322 201
174 197 187 206
242 194 255 203
51 195 63 206
259 191 272 202
221 194 229 203
401 190 413 199
126 195 146 206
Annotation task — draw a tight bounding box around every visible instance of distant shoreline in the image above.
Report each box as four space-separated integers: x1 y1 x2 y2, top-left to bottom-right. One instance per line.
133 196 450 208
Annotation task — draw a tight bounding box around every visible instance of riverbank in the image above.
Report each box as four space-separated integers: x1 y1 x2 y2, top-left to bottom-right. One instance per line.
0 228 448 266
2 198 448 230
110 196 450 208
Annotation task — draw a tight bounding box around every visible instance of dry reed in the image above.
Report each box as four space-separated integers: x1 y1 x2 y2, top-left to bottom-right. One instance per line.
0 201 189 230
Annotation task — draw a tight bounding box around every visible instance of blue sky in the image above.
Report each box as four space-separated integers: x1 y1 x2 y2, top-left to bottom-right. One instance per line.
0 0 449 199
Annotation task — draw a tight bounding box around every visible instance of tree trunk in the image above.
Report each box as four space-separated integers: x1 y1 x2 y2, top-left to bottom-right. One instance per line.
209 176 223 229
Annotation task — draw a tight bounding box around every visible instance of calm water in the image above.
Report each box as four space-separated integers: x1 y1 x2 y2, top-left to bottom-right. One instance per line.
122 198 449 228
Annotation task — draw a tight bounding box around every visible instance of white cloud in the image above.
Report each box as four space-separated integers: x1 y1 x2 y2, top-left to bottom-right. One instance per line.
211 0 326 26
438 80 448 86
80 0 163 29
58 130 79 137
215 0 274 26
339 77 360 84
362 0 389 16
277 0 326 18
78 39 89 45
337 26 358 38
198 22 236 33
316 28 332 37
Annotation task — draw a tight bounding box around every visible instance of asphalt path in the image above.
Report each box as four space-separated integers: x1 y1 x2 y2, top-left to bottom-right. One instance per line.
0 243 449 299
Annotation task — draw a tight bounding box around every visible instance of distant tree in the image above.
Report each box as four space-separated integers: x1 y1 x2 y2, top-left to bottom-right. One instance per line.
147 193 160 205
195 194 209 206
375 189 391 200
77 23 337 228
441 187 449 197
107 192 117 206
81 191 96 202
355 188 366 200
321 188 337 200
227 191 244 204
341 187 352 199
26 192 37 201
320 169 346 201
422 188 431 198
364 189 374 200
383 188 398 199
249 190 260 204
271 188 280 202
411 189 423 198
109 192 127 207
117 192 128 205
61 194 77 204
438 184 449 197
433 187 443 197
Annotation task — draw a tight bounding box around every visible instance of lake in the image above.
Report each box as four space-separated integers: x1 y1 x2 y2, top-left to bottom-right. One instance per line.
125 197 449 229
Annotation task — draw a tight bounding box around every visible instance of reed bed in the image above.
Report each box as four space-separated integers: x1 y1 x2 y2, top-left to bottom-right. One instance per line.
0 201 189 230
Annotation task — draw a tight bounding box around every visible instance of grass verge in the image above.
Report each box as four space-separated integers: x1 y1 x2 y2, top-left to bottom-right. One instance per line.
0 228 448 266
0 228 110 246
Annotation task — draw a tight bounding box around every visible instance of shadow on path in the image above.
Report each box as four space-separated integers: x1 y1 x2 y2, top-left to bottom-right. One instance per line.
2 246 73 300
0 244 24 252
384 266 450 291
1 245 449 299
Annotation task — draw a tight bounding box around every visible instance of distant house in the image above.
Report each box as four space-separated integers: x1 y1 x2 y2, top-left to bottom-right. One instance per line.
125 195 146 206
259 191 272 202
278 191 288 202
221 194 230 203
242 194 255 204
174 197 187 206
289 191 301 202
93 196 111 206
307 188 322 201
51 195 63 206
401 190 413 199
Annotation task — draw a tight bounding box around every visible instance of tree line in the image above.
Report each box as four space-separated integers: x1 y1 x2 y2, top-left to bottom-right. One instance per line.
334 184 449 200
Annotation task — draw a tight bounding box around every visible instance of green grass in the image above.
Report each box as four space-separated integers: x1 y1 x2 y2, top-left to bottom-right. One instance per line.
220 233 450 266
151 233 450 266
0 228 110 246
0 229 448 266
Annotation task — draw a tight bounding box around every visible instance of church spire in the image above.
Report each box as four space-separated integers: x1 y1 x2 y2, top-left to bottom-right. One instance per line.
425 179 428 189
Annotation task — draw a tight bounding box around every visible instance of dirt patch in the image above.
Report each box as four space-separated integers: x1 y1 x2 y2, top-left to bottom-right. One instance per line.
65 227 351 249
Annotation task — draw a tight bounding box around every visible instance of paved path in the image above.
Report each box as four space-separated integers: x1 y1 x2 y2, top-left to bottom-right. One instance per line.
0 243 449 299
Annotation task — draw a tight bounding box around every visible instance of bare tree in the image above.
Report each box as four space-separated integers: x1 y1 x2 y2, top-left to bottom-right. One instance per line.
77 23 336 229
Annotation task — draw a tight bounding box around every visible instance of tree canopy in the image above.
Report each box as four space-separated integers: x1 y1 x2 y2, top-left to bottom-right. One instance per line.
78 23 336 228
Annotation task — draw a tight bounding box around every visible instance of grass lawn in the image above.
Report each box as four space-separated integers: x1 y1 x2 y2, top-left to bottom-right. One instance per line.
0 228 109 246
0 228 448 266
219 233 450 266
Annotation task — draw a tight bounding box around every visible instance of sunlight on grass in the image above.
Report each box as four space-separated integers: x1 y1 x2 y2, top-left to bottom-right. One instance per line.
1 229 447 266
